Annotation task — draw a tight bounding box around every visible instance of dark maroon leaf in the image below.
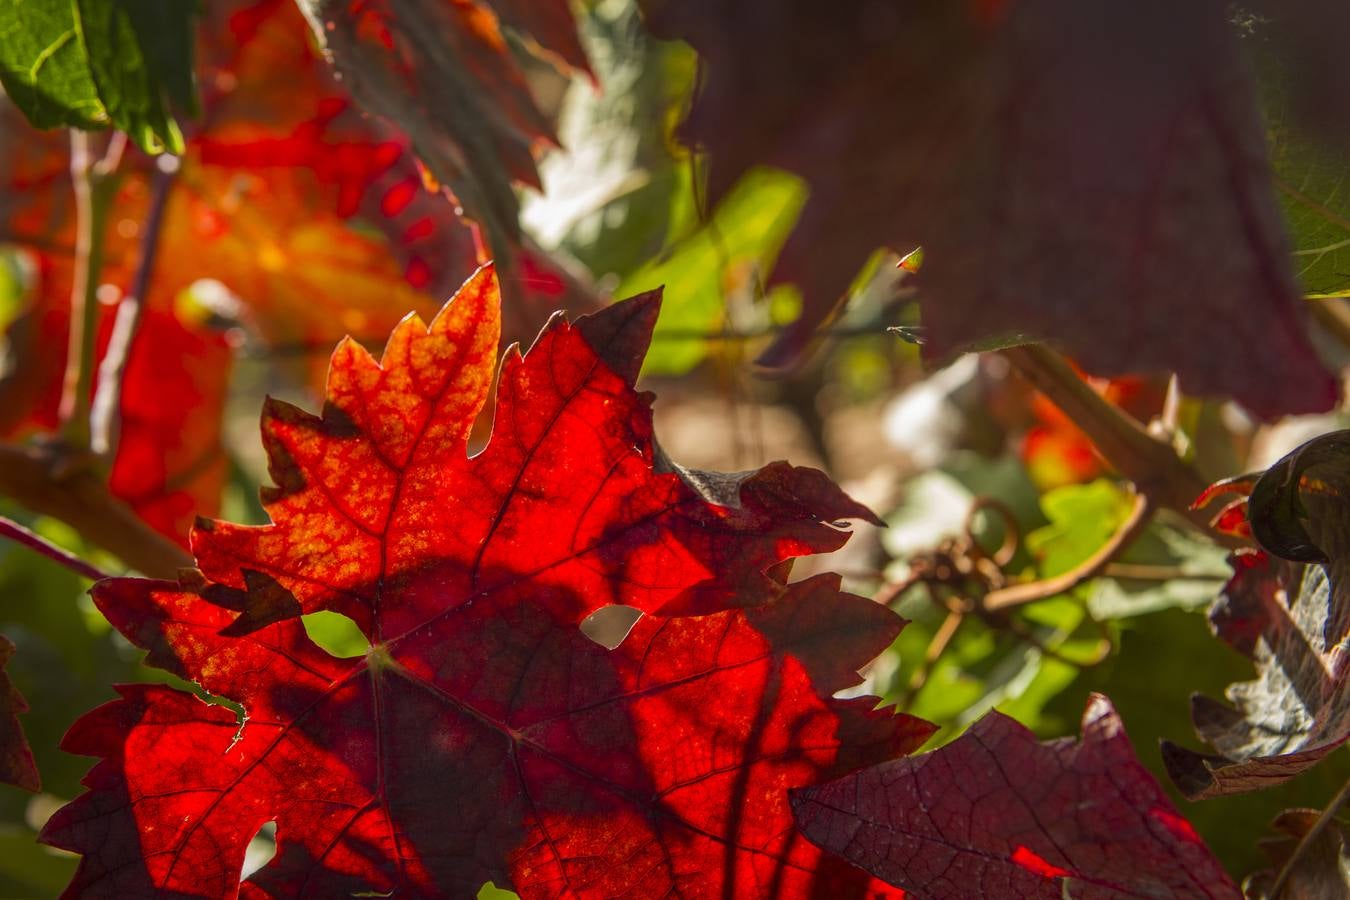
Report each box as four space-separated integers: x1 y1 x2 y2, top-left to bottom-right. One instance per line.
643 0 1337 418
793 693 1240 899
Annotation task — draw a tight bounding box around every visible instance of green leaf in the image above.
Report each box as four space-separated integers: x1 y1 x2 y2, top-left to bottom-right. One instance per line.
1026 479 1134 578
1024 479 1229 619
620 168 807 376
0 824 76 896
879 593 1093 745
0 248 31 333
0 506 139 896
1261 60 1350 298
1086 520 1229 620
0 0 195 153
1272 133 1350 298
301 610 369 659
73 0 193 153
0 0 105 129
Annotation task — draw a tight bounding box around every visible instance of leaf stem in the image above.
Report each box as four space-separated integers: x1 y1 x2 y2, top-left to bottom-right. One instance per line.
0 515 109 582
90 155 179 460
983 494 1154 611
0 442 191 578
1269 774 1350 899
59 132 123 451
998 344 1225 540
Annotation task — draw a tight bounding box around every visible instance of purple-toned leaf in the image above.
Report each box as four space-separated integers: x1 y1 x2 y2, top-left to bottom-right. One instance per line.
793 693 1239 899
643 0 1337 418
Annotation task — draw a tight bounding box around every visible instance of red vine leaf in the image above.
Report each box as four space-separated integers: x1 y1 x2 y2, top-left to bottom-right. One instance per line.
189 265 882 630
792 693 1239 899
0 113 233 546
0 635 39 792
40 269 930 897
643 0 1336 418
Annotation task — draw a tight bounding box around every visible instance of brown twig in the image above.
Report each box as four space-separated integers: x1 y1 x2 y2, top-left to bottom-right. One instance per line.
0 515 110 582
1269 774 1350 899
983 493 1154 611
999 344 1225 540
1101 562 1205 581
90 156 179 460
0 443 191 578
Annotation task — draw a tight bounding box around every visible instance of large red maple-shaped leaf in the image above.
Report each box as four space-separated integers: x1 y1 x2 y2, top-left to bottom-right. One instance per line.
189 265 882 629
793 694 1240 899
642 0 1336 418
41 267 932 897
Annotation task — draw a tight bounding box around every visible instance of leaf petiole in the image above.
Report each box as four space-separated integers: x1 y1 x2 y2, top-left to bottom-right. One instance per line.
59 130 123 452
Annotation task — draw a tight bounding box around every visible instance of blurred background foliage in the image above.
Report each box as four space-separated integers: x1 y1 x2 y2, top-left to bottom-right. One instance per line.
3 0 1350 895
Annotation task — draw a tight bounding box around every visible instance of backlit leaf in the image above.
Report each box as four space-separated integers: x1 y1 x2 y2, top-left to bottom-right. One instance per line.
39 268 931 897
0 0 195 153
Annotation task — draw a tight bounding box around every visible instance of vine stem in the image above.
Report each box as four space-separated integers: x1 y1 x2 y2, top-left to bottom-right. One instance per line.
998 343 1230 542
0 443 191 578
0 516 109 582
983 494 1154 611
90 155 179 460
59 132 124 450
1268 774 1350 899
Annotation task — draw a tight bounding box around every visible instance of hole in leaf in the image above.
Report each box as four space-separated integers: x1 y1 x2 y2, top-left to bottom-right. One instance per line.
301 611 369 658
579 605 642 650
241 821 276 881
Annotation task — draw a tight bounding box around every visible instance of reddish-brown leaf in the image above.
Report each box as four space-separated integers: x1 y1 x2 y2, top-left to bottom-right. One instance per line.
792 694 1240 899
0 635 39 792
643 0 1336 418
40 269 930 897
1246 807 1350 900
